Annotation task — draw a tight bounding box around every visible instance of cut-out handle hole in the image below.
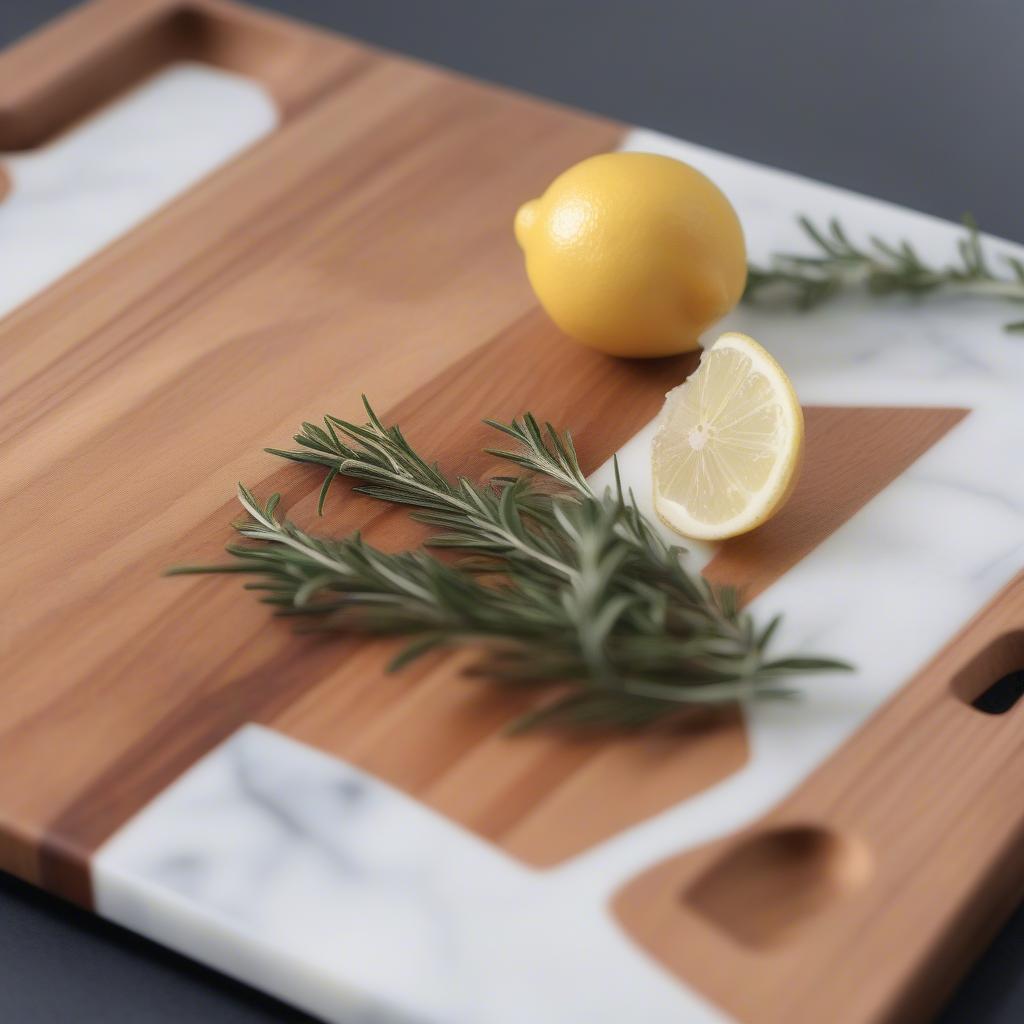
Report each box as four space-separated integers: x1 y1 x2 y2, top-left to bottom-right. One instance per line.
0 6 283 152
952 632 1024 715
970 670 1024 715
684 825 871 949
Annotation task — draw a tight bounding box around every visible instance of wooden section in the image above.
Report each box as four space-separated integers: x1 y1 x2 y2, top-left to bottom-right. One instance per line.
704 405 968 601
0 0 624 897
615 572 1024 1024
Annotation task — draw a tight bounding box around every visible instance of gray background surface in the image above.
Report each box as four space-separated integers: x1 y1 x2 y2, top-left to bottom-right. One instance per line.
1 1 1023 1021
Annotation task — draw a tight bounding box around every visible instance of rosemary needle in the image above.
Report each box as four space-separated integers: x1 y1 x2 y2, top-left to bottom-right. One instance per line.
744 213 1024 332
169 399 850 733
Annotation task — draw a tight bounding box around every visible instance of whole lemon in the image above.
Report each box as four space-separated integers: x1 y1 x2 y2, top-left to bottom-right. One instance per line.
514 152 747 358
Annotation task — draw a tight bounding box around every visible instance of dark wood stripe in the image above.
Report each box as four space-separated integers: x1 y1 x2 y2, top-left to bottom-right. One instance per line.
704 406 969 601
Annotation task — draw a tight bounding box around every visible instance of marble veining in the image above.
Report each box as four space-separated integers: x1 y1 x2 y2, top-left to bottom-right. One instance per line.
0 62 277 321
94 725 722 1024
90 127 1024 1023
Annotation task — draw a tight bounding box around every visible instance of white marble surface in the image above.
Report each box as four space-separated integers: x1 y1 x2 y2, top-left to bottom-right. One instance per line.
86 127 1024 1022
0 62 277 320
95 725 723 1024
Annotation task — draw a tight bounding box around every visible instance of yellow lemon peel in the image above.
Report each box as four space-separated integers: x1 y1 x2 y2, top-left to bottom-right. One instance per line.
515 152 747 358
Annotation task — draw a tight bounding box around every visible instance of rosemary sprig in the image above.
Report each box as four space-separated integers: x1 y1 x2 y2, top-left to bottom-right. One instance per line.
170 400 850 732
744 213 1024 332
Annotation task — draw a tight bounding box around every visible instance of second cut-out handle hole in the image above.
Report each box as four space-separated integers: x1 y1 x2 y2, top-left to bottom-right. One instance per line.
971 670 1024 715
952 632 1024 715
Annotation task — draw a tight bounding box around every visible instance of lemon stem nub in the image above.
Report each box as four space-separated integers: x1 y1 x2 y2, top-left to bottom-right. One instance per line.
514 200 538 249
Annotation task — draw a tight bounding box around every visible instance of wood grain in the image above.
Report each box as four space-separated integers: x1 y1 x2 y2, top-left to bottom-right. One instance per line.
615 571 1024 1024
0 2 624 896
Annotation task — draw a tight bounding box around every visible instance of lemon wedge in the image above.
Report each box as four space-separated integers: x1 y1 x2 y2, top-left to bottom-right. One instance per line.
652 332 804 541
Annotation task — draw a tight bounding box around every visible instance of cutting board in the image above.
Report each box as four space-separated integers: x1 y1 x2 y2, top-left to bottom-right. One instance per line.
2 1 1023 1022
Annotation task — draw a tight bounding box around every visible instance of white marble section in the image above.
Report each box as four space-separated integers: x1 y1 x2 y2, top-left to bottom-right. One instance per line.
93 128 1024 1023
0 62 277 320
94 724 726 1024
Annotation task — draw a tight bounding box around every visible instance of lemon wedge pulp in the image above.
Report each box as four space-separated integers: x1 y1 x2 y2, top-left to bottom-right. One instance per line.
652 332 804 541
